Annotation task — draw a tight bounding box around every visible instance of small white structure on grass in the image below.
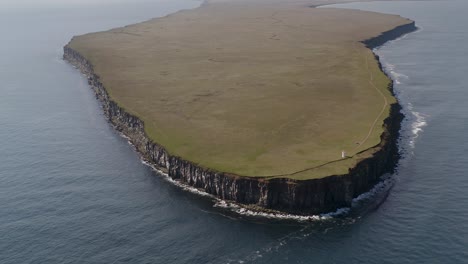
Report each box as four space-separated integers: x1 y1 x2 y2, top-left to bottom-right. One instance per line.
341 150 346 159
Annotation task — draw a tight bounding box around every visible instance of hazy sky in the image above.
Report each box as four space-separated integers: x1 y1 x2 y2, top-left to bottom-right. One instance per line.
0 0 163 9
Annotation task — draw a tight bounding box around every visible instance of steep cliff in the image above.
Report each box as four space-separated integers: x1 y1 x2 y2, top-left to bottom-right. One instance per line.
64 21 417 215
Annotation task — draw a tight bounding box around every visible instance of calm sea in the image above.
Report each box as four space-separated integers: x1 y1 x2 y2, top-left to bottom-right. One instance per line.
1 0 467 263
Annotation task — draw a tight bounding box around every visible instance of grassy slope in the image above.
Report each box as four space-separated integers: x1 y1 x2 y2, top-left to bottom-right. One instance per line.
68 2 411 179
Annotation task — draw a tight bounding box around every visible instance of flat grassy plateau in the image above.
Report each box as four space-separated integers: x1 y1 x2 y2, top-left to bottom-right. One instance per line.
68 1 411 179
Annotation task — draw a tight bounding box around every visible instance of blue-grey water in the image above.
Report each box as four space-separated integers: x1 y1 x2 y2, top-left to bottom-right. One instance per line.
1 0 467 263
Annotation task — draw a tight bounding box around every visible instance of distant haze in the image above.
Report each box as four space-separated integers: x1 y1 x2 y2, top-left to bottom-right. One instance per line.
0 0 169 9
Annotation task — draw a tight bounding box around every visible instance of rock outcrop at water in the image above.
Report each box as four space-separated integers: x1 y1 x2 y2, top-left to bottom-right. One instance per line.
64 21 416 215
362 21 416 49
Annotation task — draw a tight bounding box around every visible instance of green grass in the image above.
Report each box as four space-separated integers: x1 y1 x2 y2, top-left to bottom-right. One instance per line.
68 2 412 179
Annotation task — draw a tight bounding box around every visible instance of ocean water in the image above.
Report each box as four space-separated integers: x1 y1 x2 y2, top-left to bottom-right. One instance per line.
1 0 468 263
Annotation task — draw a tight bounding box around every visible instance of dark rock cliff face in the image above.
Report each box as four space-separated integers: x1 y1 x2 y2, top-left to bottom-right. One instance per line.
363 21 417 49
63 21 416 215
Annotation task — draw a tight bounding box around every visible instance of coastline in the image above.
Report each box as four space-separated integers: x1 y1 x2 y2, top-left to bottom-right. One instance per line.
63 7 417 215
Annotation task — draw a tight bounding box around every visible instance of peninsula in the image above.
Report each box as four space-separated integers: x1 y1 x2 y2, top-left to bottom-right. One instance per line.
64 0 416 215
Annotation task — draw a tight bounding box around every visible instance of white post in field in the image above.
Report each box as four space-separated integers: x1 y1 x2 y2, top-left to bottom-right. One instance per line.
341 150 346 159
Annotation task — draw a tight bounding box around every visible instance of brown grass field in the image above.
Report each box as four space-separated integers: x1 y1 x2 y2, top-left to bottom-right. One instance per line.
68 0 412 179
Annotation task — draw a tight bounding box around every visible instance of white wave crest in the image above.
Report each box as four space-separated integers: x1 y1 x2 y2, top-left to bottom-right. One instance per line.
377 51 428 151
405 104 428 149
411 110 427 138
214 200 350 222
391 70 409 85
379 59 409 85
140 160 214 198
351 174 395 208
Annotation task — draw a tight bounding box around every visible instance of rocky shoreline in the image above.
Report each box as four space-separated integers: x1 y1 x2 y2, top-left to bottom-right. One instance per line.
64 21 417 215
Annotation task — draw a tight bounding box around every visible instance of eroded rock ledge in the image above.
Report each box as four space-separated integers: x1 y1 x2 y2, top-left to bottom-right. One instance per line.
64 21 416 215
